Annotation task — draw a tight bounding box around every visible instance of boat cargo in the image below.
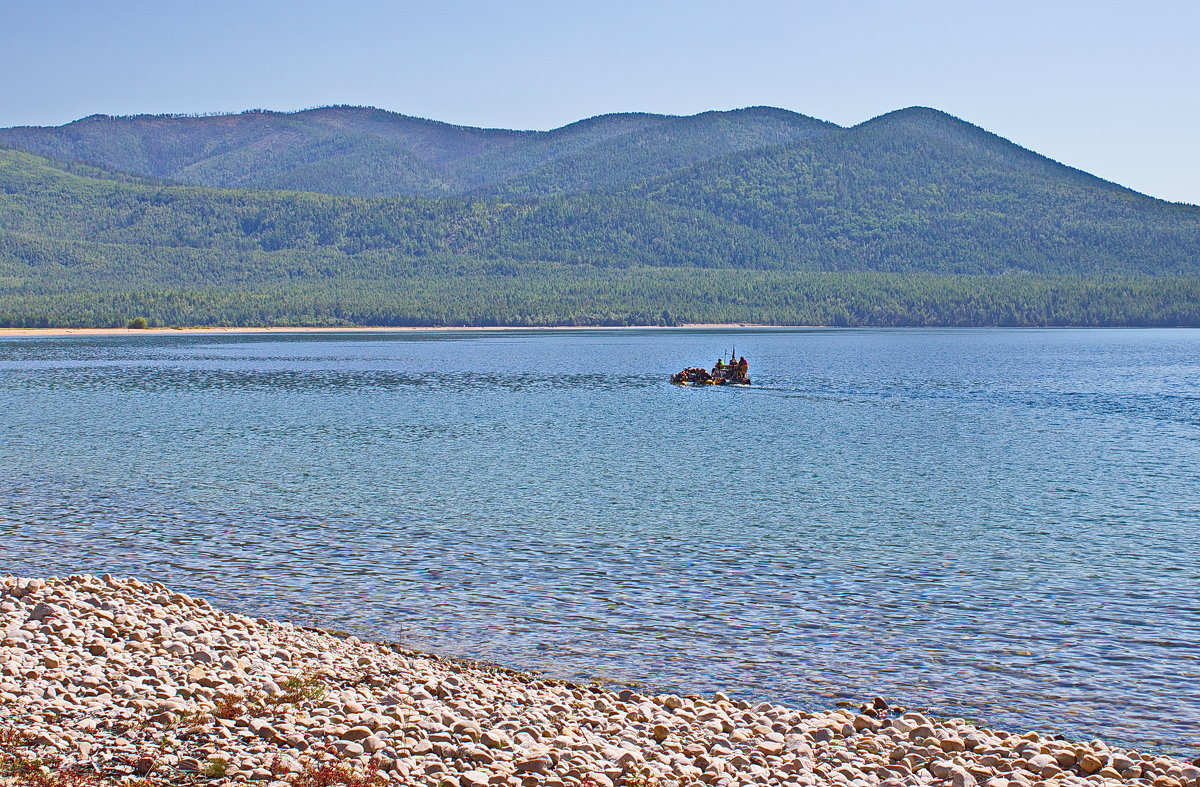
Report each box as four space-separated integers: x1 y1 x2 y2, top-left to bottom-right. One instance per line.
670 353 751 386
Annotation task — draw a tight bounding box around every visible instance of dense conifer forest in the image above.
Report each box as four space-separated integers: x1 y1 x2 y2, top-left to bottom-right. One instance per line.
1 106 1197 327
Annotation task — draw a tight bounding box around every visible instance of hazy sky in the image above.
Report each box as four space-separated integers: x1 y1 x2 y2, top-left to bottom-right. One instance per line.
2 0 1197 204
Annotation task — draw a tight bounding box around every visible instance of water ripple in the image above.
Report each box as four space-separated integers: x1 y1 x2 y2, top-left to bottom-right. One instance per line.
1 328 1198 756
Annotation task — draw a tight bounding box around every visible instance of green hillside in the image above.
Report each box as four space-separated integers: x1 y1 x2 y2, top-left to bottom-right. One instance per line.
0 107 520 197
638 108 1200 275
0 106 836 198
1 105 1198 328
468 108 835 197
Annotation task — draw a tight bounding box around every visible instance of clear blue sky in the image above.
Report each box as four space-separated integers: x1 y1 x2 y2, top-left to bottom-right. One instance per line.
2 0 1197 204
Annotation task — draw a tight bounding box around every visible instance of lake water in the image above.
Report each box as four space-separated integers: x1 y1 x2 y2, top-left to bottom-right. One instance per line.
1 328 1198 755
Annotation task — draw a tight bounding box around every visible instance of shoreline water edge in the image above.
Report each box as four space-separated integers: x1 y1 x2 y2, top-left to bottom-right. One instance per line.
2 575 1197 787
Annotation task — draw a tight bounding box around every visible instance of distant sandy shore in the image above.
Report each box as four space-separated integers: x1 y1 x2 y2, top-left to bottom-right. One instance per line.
0 323 796 338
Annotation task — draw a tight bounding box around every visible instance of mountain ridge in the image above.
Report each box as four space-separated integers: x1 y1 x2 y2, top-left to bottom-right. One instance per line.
0 105 840 198
851 107 1139 197
1 104 1198 327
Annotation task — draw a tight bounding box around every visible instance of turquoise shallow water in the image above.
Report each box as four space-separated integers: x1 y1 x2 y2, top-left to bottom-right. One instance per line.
1 328 1198 755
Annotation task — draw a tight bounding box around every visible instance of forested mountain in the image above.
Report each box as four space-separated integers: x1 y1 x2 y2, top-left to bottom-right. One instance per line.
0 106 835 198
637 108 1200 275
1 104 1198 327
468 107 836 198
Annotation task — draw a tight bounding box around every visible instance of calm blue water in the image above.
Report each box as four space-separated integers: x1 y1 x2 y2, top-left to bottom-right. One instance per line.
1 328 1198 754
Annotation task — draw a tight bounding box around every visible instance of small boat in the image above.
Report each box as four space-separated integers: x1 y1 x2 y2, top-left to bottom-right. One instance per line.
671 351 751 386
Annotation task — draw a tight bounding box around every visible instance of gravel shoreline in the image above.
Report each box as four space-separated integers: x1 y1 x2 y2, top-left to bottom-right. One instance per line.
2 574 1196 787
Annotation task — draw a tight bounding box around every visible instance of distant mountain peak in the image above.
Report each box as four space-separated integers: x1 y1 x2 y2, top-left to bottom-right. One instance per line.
846 105 1137 196
854 106 978 130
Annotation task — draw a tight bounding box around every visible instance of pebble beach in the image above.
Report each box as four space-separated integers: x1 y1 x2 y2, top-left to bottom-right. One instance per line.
2 575 1197 787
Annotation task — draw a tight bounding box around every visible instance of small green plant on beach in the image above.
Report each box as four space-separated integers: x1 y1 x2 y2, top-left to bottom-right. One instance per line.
126 317 148 329
0 728 32 750
0 744 103 787
212 693 249 720
623 771 664 787
211 672 325 721
270 671 326 705
200 757 228 778
163 708 212 735
267 755 292 779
